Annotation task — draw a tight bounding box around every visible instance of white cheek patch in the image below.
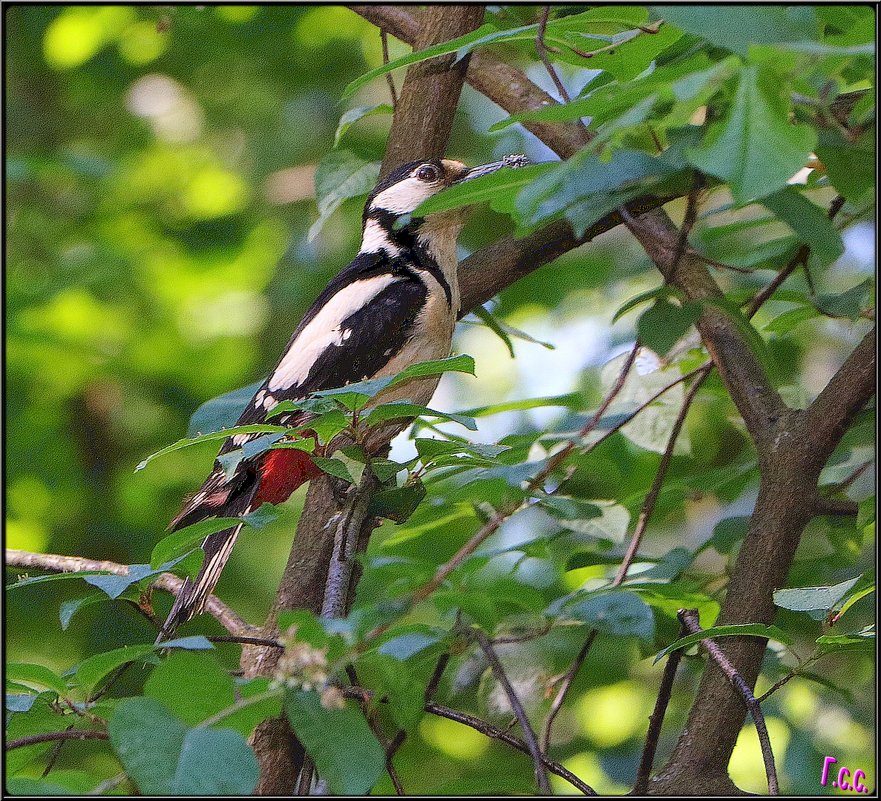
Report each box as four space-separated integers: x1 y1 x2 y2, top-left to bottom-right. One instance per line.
268 274 400 392
360 218 402 256
370 176 436 214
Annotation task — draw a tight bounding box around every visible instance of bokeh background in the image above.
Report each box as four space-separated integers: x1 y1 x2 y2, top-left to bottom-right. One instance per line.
6 5 875 794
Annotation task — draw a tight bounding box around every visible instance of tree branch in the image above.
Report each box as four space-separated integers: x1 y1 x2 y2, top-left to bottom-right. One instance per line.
472 627 550 794
340 686 596 795
634 619 686 795
677 610 778 795
801 327 876 470
6 730 108 751
244 7 486 794
5 549 252 637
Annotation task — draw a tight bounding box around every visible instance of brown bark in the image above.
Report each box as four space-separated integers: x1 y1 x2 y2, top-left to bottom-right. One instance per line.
243 7 486 794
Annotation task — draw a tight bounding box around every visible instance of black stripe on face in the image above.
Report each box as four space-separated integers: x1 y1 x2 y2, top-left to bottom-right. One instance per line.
362 210 452 307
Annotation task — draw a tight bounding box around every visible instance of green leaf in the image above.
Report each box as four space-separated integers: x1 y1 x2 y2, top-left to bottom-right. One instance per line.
284 690 385 795
311 456 354 484
6 774 96 796
709 516 751 554
136 424 287 471
655 6 818 57
460 393 582 418
564 590 655 641
333 104 392 148
173 728 260 795
464 306 555 357
82 556 189 599
834 583 875 622
150 516 242 569
109 698 189 795
365 401 477 431
59 591 132 631
187 380 263 437
635 586 720 627
515 148 683 235
814 279 873 320
144 651 235 727
816 129 875 204
313 355 475 410
637 299 701 356
414 163 554 217
369 482 427 524
108 697 259 795
377 627 447 661
688 65 816 204
6 663 68 696
551 499 631 544
308 150 380 241
654 622 793 663
75 637 213 695
538 495 602 522
763 305 820 335
816 624 874 653
761 187 844 266
342 23 498 99
613 285 676 323
773 576 861 613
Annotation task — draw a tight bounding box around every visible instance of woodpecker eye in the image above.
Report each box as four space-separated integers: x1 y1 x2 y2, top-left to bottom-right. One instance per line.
415 164 441 182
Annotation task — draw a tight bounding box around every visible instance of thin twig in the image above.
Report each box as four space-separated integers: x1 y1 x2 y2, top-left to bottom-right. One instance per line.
677 609 778 795
671 177 704 284
346 666 405 794
40 724 73 777
472 628 550 794
207 634 284 649
380 29 398 110
340 686 596 795
543 364 711 750
756 654 825 703
6 730 109 750
745 194 845 318
536 7 572 103
541 629 597 751
613 366 712 584
634 619 687 794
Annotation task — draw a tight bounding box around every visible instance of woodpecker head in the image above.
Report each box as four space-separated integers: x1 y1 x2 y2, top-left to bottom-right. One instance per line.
361 155 528 259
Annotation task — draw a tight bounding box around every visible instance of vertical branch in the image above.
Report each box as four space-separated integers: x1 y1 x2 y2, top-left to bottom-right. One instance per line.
536 7 572 103
245 7 487 794
380 29 398 110
633 620 686 795
321 467 379 619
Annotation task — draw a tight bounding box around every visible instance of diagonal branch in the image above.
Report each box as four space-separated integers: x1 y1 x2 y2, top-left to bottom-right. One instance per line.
5 549 252 637
473 627 550 793
677 609 778 795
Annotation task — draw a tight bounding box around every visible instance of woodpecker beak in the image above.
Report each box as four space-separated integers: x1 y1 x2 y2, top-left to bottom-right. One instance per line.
454 154 530 183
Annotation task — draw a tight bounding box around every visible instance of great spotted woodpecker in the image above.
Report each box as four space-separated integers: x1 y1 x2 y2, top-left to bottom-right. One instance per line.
158 155 528 639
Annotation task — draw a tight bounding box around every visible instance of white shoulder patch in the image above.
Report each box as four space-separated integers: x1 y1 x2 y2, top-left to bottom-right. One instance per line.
268 274 401 392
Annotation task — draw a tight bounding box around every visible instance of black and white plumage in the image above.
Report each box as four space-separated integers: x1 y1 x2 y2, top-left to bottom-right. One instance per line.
157 155 527 640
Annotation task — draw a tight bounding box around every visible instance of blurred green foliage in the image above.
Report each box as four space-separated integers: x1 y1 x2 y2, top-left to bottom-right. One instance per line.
6 5 875 796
